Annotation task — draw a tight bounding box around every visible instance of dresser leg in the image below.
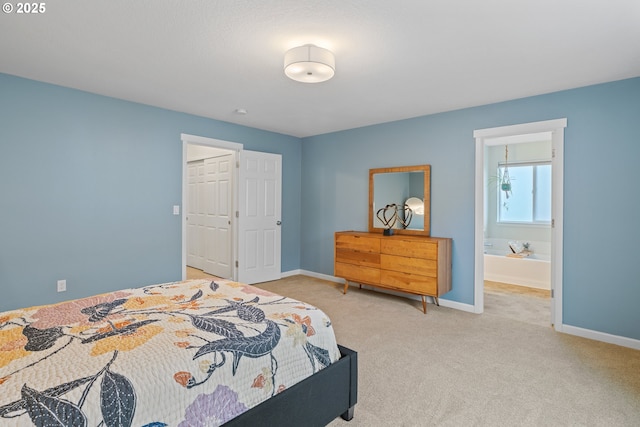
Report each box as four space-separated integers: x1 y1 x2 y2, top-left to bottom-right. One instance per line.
434 296 439 306
343 280 349 295
421 296 427 314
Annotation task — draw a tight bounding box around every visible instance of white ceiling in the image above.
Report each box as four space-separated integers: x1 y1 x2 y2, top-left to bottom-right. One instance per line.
1 1 639 138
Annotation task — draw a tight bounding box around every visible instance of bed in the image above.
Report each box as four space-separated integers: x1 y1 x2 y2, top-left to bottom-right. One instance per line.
0 279 357 426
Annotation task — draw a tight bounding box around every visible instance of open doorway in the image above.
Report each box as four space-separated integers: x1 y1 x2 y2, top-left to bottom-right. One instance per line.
181 134 243 282
474 119 567 331
185 144 236 279
483 136 552 327
180 134 283 285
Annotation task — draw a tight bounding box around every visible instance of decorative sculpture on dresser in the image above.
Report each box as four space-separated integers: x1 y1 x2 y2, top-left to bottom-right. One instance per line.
375 204 413 236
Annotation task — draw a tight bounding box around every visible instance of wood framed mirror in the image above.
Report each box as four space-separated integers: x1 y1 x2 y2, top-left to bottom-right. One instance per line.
368 165 431 236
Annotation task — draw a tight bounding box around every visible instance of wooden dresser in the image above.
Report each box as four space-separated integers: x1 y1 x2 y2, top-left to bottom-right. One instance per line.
334 231 452 313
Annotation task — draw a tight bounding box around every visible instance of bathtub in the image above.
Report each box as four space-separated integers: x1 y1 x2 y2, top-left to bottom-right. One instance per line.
483 249 550 290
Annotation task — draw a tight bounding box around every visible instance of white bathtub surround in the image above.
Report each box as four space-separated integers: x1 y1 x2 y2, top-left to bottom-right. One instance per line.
484 252 550 290
483 238 550 258
484 237 550 290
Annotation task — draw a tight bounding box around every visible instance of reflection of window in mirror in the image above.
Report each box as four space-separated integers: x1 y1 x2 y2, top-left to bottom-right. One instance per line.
405 197 424 229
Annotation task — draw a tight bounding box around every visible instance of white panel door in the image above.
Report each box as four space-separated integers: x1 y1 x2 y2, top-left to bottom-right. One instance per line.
238 150 282 284
186 161 205 269
202 155 233 278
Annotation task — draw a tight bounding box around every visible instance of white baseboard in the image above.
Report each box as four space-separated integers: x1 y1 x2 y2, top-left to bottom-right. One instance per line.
560 324 640 350
281 269 303 278
286 270 640 350
437 298 476 313
295 269 343 283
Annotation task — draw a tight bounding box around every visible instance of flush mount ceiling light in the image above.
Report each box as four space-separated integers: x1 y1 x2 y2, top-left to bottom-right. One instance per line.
284 44 335 83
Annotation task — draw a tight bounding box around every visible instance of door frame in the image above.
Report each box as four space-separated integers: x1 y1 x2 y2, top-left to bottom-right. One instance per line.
181 133 242 281
473 118 566 331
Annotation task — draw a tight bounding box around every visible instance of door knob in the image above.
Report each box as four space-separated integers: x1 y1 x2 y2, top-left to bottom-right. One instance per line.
276 221 282 225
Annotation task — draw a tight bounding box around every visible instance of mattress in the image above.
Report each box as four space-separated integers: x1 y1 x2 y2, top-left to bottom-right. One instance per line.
0 279 341 426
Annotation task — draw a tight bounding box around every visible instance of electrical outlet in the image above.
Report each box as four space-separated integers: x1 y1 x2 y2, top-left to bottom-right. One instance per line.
57 279 66 292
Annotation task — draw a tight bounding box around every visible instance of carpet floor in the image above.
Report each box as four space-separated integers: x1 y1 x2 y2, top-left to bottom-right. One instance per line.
253 275 640 427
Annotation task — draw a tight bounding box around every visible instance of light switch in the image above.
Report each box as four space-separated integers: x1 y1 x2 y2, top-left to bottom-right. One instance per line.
173 205 180 215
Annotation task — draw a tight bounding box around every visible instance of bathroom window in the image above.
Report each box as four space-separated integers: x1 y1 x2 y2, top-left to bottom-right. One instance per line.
497 162 551 224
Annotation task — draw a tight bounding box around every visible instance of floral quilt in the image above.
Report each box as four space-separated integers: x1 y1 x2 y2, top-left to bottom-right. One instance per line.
0 279 341 426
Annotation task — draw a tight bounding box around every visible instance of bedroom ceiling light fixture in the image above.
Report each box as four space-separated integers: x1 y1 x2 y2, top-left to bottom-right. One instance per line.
284 44 335 83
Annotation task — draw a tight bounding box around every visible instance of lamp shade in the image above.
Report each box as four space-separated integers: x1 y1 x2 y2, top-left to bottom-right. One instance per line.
284 44 335 83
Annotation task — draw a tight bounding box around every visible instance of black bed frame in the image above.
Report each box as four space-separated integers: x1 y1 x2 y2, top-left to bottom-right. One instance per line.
224 345 358 426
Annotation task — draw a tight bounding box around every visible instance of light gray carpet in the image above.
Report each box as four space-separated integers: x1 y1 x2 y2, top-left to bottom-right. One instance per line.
483 285 551 328
256 276 640 427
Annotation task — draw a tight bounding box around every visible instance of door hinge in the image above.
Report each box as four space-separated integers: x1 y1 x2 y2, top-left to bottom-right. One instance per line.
551 289 554 298
236 160 240 168
235 260 239 268
551 219 555 228
236 211 239 218
552 148 556 159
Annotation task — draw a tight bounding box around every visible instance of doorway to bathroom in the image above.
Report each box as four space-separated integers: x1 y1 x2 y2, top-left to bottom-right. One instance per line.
484 137 552 326
474 119 566 330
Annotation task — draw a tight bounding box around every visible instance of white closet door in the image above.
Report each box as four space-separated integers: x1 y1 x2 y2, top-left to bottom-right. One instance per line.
187 161 205 269
202 155 233 278
238 150 282 284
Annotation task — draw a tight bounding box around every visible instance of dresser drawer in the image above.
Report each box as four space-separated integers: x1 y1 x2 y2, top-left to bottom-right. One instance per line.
336 234 380 253
336 248 380 268
380 254 437 277
380 239 438 259
335 262 380 285
380 270 437 295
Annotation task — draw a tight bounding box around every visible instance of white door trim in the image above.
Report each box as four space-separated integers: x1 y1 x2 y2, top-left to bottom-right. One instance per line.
473 119 567 332
181 134 242 281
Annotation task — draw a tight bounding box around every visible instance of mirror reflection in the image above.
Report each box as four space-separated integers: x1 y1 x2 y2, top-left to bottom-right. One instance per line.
373 172 424 230
369 165 431 236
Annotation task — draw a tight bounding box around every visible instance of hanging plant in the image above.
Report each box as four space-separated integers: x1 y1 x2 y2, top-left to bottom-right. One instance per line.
486 145 514 211
501 145 512 199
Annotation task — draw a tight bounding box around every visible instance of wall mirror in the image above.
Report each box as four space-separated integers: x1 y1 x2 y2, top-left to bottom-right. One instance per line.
369 165 431 236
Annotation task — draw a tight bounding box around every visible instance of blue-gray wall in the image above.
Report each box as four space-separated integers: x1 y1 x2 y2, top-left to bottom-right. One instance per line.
301 77 640 341
0 73 301 311
2 72 639 343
